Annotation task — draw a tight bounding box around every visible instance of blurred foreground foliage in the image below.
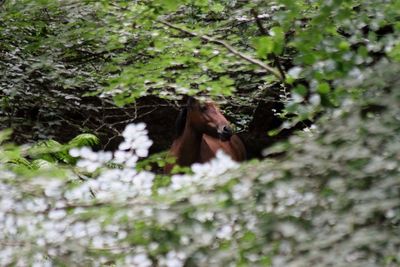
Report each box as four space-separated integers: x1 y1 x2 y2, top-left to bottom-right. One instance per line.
0 63 399 266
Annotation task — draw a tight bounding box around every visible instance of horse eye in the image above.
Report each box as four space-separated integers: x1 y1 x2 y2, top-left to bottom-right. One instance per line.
200 105 208 112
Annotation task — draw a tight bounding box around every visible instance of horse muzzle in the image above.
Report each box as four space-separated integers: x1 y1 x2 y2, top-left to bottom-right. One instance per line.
218 125 233 141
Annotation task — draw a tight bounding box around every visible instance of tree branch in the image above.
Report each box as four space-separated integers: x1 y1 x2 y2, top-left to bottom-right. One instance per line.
250 9 286 80
157 20 284 81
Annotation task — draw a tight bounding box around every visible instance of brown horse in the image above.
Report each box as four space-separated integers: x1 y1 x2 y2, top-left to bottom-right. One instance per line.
165 97 246 173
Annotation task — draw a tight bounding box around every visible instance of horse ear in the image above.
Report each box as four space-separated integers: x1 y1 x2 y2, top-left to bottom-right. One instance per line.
186 96 196 109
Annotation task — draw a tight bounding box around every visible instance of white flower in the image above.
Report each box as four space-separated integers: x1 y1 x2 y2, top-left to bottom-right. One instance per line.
257 13 270 19
168 151 238 192
136 147 149 158
170 174 192 190
69 148 80 157
160 251 186 267
118 141 132 150
236 15 249 21
292 93 304 103
96 151 112 163
113 150 133 164
216 224 233 240
126 253 152 267
64 183 92 201
191 162 211 177
349 67 364 82
92 236 104 248
125 155 139 167
309 94 321 106
119 123 153 158
80 147 97 161
194 211 214 222
195 151 237 176
68 222 87 239
122 123 146 140
119 36 127 44
24 198 46 212
77 159 101 172
287 66 303 79
44 180 63 197
232 180 252 200
117 169 135 183
271 5 284 11
133 171 154 193
72 147 111 172
48 209 66 220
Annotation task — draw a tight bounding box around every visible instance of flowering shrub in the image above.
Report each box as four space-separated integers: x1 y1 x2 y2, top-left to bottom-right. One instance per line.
1 64 400 266
0 119 243 266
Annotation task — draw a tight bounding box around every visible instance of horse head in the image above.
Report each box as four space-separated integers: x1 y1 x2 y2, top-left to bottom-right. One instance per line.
186 97 233 141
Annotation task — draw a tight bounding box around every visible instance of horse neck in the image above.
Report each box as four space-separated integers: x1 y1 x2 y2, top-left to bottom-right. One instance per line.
175 120 203 166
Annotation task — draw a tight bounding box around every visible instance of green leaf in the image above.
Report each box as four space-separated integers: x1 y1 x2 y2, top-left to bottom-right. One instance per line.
193 0 208 7
253 27 285 59
388 43 400 62
158 0 183 11
210 3 225 13
294 85 308 96
253 36 274 59
317 82 331 94
338 40 350 51
269 26 285 55
0 129 12 144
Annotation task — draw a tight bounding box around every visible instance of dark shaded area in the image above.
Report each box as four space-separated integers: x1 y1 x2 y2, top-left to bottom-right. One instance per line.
0 50 304 159
3 90 294 159
241 97 284 158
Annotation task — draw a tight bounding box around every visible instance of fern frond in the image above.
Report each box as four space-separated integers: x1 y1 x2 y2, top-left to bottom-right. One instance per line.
8 157 32 168
30 140 63 155
68 134 100 148
0 129 12 144
32 159 53 170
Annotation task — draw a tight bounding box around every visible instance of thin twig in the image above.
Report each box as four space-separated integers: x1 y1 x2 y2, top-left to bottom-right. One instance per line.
157 20 284 81
250 9 286 80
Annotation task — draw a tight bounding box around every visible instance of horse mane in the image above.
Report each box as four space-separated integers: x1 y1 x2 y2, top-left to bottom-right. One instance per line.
175 107 187 137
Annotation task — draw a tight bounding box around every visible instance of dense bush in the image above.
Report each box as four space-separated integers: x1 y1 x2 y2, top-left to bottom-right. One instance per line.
1 0 399 143
1 63 399 266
